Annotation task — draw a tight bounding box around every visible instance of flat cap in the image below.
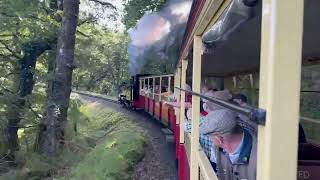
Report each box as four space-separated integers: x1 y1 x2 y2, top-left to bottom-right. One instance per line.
203 90 232 111
200 109 238 136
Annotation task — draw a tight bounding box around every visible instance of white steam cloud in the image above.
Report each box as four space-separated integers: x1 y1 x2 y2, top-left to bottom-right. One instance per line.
128 0 193 75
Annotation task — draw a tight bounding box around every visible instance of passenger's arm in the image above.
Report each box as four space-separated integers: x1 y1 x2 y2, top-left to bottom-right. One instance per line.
163 101 181 108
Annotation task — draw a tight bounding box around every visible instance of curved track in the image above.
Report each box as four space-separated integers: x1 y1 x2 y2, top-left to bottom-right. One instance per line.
77 93 178 180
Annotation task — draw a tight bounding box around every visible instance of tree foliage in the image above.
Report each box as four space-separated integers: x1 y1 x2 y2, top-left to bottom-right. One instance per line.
122 0 166 29
0 0 60 158
73 25 130 95
0 0 129 169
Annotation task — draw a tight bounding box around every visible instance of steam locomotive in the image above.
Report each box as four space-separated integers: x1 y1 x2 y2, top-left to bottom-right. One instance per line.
118 74 150 110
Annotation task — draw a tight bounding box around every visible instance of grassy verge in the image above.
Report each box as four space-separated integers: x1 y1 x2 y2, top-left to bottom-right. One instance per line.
0 95 145 180
60 99 146 180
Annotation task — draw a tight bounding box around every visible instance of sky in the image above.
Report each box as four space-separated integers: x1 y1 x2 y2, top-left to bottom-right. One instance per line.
80 0 125 32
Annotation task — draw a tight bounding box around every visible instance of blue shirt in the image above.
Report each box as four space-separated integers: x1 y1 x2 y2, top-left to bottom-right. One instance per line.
210 131 245 164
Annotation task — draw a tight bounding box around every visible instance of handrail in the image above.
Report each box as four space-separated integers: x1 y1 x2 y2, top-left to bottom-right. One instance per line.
139 74 174 80
185 135 219 180
300 116 320 124
198 151 219 180
301 90 320 93
175 87 266 125
185 132 191 163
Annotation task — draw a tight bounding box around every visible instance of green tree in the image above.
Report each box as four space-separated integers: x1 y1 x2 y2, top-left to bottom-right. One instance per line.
73 24 130 94
122 0 166 29
37 0 80 155
0 0 121 161
0 0 59 159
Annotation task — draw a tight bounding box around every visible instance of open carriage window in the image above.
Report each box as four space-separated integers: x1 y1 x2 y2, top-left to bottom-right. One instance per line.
300 65 320 144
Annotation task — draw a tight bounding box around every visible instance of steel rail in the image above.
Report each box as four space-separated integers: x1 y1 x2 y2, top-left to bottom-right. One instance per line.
72 91 119 104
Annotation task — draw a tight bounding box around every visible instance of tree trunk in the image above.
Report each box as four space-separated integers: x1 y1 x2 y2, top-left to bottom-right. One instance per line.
47 50 56 91
37 0 79 155
5 40 53 159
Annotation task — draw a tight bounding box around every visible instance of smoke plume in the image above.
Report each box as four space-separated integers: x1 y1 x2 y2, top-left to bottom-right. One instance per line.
128 0 192 75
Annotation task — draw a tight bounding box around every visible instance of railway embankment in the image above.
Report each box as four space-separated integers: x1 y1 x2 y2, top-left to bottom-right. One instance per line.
59 93 146 179
77 92 178 180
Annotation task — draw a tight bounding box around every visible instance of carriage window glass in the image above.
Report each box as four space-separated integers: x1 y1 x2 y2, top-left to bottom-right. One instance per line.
300 65 320 143
223 74 258 106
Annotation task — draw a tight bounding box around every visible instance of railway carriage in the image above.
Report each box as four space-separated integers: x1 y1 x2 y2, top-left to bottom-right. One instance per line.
124 0 320 179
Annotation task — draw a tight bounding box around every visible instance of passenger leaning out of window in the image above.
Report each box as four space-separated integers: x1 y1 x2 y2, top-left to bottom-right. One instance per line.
200 109 257 180
184 90 232 158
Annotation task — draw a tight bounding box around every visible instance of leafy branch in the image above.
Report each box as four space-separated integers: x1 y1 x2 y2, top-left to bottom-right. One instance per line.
77 30 90 37
88 0 116 9
25 100 42 120
0 40 21 59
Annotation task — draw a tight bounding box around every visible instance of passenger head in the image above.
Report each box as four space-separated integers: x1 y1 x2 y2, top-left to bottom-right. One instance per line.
232 93 248 107
185 84 192 96
201 79 217 93
184 84 191 91
201 80 209 93
203 90 232 112
200 109 242 152
155 85 159 92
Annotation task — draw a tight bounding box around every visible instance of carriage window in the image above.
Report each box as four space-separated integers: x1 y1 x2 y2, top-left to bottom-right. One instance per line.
300 65 320 143
224 74 259 106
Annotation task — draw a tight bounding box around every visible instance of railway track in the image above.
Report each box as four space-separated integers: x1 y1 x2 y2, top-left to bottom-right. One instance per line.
72 90 119 104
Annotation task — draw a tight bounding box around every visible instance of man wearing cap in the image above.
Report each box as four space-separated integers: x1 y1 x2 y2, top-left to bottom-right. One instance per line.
200 109 257 180
184 90 233 158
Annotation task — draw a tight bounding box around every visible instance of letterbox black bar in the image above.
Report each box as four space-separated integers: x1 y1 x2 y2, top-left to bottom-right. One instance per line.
175 87 266 125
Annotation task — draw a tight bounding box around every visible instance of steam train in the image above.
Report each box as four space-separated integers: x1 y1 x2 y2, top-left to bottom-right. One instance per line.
118 73 181 170
118 74 149 110
120 0 320 179
120 69 320 180
118 74 176 129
